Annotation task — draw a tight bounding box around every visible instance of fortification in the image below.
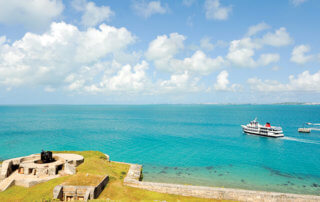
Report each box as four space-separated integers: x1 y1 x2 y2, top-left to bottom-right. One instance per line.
0 152 84 191
124 164 320 202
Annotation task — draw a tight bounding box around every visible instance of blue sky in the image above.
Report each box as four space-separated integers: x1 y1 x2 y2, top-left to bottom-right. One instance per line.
0 0 319 104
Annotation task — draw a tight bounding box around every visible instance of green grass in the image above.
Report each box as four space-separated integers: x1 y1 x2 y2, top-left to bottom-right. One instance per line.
0 151 228 201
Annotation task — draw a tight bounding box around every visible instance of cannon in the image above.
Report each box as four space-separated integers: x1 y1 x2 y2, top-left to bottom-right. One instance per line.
41 150 54 163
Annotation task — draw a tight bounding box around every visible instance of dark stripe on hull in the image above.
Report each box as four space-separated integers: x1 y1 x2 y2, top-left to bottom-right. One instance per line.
243 130 283 138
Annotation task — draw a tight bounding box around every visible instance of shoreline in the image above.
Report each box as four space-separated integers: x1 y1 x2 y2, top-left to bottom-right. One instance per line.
121 162 320 202
1 152 320 201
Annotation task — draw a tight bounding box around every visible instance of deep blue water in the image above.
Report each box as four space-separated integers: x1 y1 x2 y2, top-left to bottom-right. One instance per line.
0 105 320 195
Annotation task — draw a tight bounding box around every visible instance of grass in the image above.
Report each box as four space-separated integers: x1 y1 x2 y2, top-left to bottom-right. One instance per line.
0 151 227 201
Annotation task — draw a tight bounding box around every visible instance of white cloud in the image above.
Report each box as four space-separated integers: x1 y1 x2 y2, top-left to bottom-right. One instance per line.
290 0 308 6
132 0 168 18
226 37 280 68
82 61 150 93
146 33 225 75
260 27 293 47
0 22 135 89
158 71 200 93
257 54 280 66
213 70 241 91
204 0 232 21
246 22 271 37
200 37 214 51
0 0 64 30
248 70 320 92
72 0 114 27
290 44 313 64
226 27 291 68
0 36 6 45
169 51 225 75
214 70 229 91
104 61 149 92
227 38 258 67
145 33 185 61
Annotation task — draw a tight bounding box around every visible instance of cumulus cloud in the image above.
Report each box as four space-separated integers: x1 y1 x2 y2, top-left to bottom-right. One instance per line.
226 37 280 68
146 33 185 61
132 0 168 18
146 33 225 75
227 38 260 67
246 22 271 37
226 27 292 68
213 70 241 91
248 70 320 92
290 0 308 6
0 22 135 90
169 51 225 75
204 0 232 21
80 61 150 93
260 27 293 47
257 54 280 66
158 71 201 93
290 44 313 64
72 0 114 27
0 0 64 30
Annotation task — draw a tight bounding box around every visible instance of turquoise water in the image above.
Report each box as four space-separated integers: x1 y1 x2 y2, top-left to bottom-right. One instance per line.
0 105 320 195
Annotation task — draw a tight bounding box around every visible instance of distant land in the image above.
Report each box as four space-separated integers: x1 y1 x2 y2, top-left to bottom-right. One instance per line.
201 102 320 105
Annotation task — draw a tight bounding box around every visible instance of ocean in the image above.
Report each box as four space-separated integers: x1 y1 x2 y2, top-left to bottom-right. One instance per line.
0 105 319 195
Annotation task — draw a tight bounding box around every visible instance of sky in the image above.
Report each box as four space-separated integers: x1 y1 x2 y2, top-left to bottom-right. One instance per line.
0 0 320 104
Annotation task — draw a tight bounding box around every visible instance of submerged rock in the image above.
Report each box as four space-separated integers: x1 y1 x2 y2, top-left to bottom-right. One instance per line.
176 171 182 176
263 166 294 178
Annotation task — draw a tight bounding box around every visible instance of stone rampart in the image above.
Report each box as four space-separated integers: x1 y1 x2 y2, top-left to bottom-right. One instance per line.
53 175 109 200
124 164 320 202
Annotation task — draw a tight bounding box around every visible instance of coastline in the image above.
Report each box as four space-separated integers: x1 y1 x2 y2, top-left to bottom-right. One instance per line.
122 161 320 202
1 152 320 201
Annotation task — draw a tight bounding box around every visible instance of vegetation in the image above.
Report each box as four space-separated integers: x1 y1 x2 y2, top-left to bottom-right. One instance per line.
0 151 224 201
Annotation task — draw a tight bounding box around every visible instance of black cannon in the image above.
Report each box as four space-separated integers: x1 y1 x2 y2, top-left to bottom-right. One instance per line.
41 150 54 163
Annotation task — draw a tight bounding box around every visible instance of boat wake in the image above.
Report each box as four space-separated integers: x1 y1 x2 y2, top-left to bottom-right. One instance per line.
281 137 320 145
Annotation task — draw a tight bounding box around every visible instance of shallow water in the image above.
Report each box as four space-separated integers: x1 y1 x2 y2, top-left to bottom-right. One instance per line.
0 105 319 195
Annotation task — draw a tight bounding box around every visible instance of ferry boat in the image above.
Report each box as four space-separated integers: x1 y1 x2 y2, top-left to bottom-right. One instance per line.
241 119 284 138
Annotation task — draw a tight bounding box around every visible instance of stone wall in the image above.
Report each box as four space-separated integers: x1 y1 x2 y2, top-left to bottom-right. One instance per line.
94 175 109 198
53 175 109 201
124 164 320 202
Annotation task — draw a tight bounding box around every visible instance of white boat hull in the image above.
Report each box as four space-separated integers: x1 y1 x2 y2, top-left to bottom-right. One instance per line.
241 125 284 138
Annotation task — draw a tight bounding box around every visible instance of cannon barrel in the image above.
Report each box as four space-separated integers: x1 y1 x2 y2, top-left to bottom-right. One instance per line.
41 150 54 163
